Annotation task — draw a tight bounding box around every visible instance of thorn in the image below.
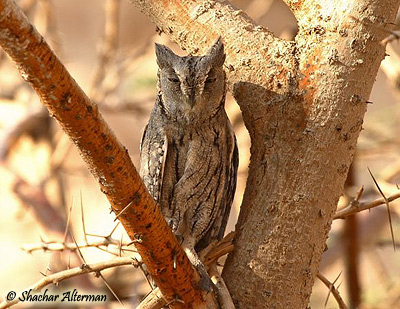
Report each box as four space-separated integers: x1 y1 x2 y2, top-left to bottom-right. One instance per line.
317 272 347 309
39 234 47 243
324 271 342 308
107 222 120 239
63 199 74 243
85 233 105 238
114 200 134 221
355 185 364 201
80 191 88 245
368 167 396 251
98 271 124 306
126 240 136 247
71 233 87 264
332 271 342 285
119 234 123 257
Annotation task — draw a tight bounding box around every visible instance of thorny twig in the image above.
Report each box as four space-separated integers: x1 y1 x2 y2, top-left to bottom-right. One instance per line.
0 256 139 309
70 233 124 307
334 189 400 220
317 272 348 309
21 204 136 256
368 168 396 250
21 238 136 255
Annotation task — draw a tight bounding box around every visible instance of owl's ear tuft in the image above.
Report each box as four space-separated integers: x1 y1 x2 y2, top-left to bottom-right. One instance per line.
207 37 225 67
155 43 177 69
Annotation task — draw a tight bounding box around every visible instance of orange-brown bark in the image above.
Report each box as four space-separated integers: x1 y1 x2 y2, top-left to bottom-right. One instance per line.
0 0 208 307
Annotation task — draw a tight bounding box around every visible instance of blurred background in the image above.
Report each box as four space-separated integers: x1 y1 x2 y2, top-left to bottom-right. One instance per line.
0 0 400 308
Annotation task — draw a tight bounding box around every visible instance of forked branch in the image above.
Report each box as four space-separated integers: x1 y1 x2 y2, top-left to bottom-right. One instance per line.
317 272 348 309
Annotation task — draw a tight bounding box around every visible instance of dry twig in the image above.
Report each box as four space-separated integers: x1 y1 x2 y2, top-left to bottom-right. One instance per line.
317 272 348 309
334 191 400 219
21 238 135 255
90 0 121 103
136 288 166 309
0 257 139 309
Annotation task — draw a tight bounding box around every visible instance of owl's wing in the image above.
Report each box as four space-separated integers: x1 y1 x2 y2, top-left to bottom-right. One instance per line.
139 120 167 203
195 128 238 251
217 135 238 240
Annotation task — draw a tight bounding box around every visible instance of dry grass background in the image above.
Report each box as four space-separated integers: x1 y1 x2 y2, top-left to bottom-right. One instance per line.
0 0 400 308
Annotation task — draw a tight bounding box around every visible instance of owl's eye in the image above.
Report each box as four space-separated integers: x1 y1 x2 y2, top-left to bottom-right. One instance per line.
168 77 180 83
205 77 216 83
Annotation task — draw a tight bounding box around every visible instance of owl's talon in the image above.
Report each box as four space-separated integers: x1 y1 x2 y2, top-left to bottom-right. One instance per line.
196 265 213 293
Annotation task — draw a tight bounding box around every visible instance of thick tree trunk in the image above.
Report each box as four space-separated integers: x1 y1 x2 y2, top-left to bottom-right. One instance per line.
130 0 400 308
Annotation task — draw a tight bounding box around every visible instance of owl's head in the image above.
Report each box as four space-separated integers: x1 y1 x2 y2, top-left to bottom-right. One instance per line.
155 38 226 123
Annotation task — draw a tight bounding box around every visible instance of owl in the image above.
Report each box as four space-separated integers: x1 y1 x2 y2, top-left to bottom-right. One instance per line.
140 38 238 286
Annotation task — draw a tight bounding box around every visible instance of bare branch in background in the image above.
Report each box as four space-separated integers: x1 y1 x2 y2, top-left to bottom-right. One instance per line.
0 256 138 309
0 108 51 160
21 238 136 255
13 178 66 236
90 0 121 103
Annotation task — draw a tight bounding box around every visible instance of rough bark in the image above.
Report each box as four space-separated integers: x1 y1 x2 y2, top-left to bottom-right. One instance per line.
130 0 400 308
0 1 213 307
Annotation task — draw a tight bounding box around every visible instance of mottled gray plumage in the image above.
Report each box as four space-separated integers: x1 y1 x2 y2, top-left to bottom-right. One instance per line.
140 39 238 285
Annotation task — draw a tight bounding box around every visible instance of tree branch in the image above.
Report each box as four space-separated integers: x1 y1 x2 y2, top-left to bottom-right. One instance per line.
21 239 133 255
129 0 295 93
334 191 400 219
0 257 138 309
0 1 211 307
317 272 348 309
139 232 235 309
